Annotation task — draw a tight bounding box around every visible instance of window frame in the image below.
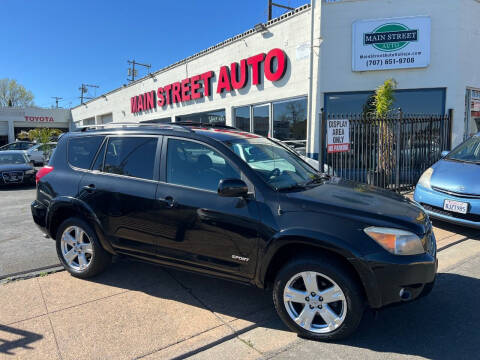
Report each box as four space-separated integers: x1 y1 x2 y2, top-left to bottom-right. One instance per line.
161 136 248 194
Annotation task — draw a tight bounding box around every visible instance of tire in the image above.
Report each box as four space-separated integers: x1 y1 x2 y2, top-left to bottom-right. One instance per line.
272 256 365 341
56 217 111 278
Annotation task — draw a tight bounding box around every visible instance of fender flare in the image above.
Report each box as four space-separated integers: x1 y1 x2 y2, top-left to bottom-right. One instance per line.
46 197 117 255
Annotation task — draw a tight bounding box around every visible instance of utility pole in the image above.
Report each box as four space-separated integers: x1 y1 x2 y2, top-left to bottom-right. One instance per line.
268 0 295 20
79 84 99 104
127 59 151 82
51 96 63 108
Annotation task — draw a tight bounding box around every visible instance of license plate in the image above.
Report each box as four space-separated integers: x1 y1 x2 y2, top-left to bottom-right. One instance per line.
444 199 468 214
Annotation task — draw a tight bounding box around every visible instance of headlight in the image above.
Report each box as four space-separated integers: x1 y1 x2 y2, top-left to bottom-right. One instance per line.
25 169 35 175
364 227 425 255
418 167 434 189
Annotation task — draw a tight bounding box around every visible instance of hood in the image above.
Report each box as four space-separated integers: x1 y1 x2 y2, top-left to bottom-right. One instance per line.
0 163 33 172
431 159 480 194
283 178 428 234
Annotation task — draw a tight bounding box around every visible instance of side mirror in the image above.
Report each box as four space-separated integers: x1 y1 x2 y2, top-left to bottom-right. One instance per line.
218 179 248 198
441 150 450 158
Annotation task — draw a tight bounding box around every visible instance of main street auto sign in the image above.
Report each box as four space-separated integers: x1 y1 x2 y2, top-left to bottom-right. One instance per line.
327 119 350 154
353 16 430 71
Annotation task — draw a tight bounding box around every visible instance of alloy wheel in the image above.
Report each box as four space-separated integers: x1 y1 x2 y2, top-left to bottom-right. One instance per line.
60 226 94 271
283 271 347 333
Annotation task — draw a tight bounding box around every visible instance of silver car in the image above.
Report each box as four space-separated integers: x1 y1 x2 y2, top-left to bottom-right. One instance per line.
26 142 57 165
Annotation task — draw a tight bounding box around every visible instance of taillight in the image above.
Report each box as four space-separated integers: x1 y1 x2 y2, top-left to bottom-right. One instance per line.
36 166 54 184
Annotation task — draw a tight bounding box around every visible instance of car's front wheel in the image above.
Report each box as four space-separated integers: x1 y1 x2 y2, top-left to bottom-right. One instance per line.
273 256 365 341
56 217 111 278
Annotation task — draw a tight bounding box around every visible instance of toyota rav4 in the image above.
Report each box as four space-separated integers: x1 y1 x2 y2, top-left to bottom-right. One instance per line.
31 122 437 340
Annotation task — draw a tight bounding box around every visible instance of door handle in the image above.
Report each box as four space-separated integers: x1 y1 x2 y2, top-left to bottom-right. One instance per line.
82 184 96 193
158 196 176 208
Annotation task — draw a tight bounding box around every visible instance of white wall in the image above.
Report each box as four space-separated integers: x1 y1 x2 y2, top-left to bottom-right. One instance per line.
320 0 479 146
72 8 312 127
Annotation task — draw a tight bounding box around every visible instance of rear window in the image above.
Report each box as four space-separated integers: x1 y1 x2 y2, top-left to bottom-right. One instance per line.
68 136 105 169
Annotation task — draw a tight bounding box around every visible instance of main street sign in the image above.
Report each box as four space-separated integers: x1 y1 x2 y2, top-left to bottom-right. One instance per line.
353 16 431 72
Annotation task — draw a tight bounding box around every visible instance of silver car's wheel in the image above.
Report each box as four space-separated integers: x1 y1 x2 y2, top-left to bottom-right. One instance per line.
283 271 347 334
60 226 94 272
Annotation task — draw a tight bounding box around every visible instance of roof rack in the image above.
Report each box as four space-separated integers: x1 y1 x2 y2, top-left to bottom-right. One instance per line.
168 121 238 130
77 122 193 133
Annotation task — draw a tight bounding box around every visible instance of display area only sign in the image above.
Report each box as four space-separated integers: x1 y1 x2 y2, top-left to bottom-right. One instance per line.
327 119 350 153
352 16 431 71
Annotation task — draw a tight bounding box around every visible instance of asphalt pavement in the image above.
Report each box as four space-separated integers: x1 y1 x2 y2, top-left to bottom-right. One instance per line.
0 185 59 279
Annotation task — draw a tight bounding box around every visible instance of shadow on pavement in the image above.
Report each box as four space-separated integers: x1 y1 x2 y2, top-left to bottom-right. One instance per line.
80 259 479 359
339 272 480 359
0 324 43 355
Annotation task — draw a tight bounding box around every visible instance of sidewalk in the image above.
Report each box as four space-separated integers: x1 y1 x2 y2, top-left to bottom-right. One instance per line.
1 223 480 360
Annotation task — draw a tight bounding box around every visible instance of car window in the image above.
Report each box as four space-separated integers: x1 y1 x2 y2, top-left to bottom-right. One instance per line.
68 136 105 169
0 153 27 164
166 138 240 191
103 137 157 180
446 136 480 163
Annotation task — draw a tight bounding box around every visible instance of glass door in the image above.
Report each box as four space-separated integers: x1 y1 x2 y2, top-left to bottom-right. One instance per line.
253 104 270 137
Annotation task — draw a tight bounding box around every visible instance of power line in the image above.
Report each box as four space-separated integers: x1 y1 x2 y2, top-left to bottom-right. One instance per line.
51 96 63 109
79 84 99 104
127 59 151 82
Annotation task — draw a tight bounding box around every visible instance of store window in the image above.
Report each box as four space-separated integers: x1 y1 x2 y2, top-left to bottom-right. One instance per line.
234 106 250 132
273 97 307 141
83 117 95 126
465 88 480 139
176 109 226 125
253 105 269 137
325 88 446 115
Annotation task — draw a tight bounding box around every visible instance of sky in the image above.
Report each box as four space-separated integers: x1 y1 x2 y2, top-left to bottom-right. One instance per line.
1 0 309 109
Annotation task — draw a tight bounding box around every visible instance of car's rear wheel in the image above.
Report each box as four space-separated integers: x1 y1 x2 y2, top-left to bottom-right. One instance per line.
273 257 365 341
56 217 111 278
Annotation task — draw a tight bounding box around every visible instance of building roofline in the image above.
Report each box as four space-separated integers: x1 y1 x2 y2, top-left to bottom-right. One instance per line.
72 3 311 110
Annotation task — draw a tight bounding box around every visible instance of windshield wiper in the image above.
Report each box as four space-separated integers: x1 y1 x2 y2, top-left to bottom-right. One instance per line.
277 183 308 192
304 174 330 186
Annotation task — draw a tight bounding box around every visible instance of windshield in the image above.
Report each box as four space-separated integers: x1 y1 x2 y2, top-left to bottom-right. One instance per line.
0 153 28 165
446 136 480 163
224 137 321 190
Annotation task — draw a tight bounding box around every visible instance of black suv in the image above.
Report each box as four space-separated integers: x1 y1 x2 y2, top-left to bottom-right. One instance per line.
31 123 437 340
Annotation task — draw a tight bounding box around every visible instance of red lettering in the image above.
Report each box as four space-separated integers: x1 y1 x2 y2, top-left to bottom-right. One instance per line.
157 87 165 107
216 66 232 93
49 117 54 122
190 75 202 100
200 71 214 97
171 82 181 103
145 91 155 110
247 53 265 85
231 60 248 89
137 94 144 112
131 97 138 113
163 84 172 105
181 78 191 102
265 48 286 82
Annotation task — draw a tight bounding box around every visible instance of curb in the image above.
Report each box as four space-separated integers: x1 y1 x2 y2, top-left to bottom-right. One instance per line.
0 265 64 284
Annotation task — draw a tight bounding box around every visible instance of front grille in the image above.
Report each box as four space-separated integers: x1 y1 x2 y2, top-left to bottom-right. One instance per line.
421 203 480 223
431 186 480 199
1 171 24 183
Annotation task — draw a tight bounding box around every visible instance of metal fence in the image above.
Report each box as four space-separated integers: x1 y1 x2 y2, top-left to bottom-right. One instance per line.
320 110 452 192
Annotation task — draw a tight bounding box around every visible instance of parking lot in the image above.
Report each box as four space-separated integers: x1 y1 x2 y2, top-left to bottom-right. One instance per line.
0 185 59 279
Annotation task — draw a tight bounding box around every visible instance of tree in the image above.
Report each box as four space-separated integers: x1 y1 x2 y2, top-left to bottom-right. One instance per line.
17 128 63 162
372 79 398 185
0 78 35 107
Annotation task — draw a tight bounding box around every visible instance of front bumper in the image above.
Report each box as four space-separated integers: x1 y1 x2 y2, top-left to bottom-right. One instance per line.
351 233 437 309
414 185 480 229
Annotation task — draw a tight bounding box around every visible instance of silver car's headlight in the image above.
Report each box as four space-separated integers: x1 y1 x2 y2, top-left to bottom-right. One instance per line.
418 167 434 189
364 227 425 255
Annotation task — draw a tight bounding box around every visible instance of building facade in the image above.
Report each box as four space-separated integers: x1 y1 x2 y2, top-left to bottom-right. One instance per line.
0 107 72 146
71 0 480 161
